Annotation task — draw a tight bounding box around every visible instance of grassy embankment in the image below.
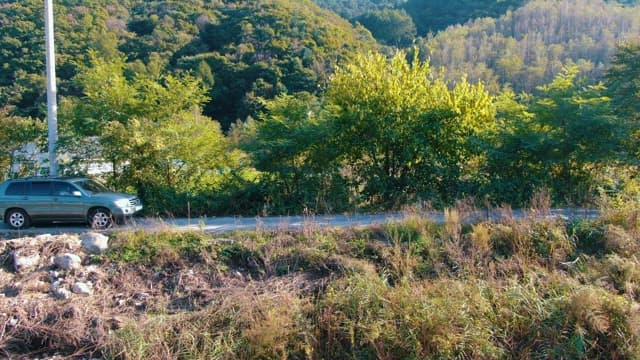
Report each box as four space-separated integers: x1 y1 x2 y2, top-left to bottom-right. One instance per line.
2 195 640 359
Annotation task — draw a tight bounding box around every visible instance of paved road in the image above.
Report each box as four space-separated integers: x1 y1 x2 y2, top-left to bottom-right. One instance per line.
0 208 600 238
0 213 400 238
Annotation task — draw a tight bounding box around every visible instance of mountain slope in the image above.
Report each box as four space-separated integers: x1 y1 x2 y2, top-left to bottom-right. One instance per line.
418 0 640 92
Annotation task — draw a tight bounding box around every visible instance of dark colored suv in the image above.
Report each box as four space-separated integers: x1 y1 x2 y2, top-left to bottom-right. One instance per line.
0 177 142 229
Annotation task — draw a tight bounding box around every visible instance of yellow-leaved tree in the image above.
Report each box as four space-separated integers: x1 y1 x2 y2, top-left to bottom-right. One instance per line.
325 50 495 208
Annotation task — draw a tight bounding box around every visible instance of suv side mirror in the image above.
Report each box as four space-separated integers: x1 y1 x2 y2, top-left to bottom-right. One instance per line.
72 191 82 197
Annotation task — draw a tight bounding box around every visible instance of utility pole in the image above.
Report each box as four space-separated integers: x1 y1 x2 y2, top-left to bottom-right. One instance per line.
44 0 58 176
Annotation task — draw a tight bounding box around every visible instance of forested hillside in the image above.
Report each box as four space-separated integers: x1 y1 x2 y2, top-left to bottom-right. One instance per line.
419 0 640 93
0 0 376 127
404 0 528 34
313 0 403 19
172 0 376 129
1 0 640 215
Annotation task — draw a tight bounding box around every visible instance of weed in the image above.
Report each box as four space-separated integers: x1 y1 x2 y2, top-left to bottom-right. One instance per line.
108 231 215 266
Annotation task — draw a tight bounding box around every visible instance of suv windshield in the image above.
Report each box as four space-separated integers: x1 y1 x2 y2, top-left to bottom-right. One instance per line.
72 179 110 194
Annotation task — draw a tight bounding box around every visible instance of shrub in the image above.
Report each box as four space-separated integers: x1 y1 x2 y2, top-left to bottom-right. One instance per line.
108 230 215 266
569 219 606 256
316 274 503 359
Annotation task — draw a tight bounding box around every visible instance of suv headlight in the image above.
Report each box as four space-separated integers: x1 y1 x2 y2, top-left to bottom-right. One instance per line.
114 199 130 208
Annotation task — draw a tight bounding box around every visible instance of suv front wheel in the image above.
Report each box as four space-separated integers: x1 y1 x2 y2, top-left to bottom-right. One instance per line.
6 208 30 230
89 208 113 229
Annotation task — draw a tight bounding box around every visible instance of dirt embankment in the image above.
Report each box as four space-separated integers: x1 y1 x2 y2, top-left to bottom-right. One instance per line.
0 232 321 359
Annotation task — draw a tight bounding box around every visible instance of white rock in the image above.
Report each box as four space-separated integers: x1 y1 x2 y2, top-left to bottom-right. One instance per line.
71 282 93 296
54 253 82 270
49 270 60 281
12 251 41 273
80 232 109 254
51 282 70 299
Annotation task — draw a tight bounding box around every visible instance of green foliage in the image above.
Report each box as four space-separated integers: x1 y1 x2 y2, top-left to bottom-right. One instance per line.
418 0 640 94
0 0 124 118
485 66 628 205
356 9 417 46
313 0 405 19
0 0 46 118
326 50 495 208
108 230 214 265
65 53 242 215
241 92 350 214
174 0 377 129
404 0 527 34
0 108 45 179
0 0 376 132
606 41 640 121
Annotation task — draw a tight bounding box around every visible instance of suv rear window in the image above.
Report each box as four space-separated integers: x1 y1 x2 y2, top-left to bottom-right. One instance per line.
5 182 26 195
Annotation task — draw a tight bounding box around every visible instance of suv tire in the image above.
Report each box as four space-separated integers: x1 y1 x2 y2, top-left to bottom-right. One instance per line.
6 208 30 229
89 208 113 229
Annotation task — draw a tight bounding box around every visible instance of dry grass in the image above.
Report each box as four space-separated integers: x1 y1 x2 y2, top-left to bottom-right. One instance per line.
1 203 640 359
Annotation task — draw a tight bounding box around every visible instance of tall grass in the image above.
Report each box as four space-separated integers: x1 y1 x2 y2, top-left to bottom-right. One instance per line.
5 198 640 359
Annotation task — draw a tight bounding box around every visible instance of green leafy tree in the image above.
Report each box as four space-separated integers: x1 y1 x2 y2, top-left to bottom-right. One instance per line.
65 53 236 215
241 92 348 214
486 66 628 204
606 42 640 121
482 90 550 204
0 0 46 118
0 108 45 179
326 50 495 208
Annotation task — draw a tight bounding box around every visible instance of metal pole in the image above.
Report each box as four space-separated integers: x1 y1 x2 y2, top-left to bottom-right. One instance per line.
44 0 58 176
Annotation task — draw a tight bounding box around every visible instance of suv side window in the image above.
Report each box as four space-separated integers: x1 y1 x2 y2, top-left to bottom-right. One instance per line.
29 181 52 196
52 181 76 196
5 182 26 195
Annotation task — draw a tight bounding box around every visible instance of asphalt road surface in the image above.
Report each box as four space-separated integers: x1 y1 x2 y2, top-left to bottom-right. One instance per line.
0 208 600 238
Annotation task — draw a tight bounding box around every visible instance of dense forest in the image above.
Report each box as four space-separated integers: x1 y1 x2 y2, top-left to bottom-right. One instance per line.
1 0 640 215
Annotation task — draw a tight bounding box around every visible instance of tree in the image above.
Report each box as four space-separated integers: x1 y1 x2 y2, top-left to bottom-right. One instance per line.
325 50 495 208
0 108 45 179
356 9 417 46
64 53 236 215
241 92 348 214
404 0 526 35
606 42 640 121
486 66 628 204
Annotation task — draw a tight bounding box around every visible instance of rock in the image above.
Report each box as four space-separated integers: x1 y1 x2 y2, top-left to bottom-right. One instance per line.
71 282 93 296
49 270 60 281
80 232 109 254
51 281 70 299
12 250 41 273
54 253 82 270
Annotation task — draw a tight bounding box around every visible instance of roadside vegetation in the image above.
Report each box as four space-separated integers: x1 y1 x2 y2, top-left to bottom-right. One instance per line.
2 190 639 359
1 0 640 216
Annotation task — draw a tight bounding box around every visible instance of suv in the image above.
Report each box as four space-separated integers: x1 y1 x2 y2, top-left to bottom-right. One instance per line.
0 177 142 230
